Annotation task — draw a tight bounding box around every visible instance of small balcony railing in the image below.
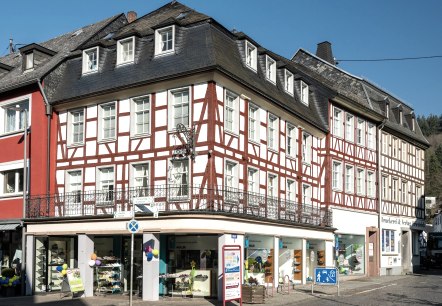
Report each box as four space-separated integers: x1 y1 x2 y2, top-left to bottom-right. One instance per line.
26 185 332 227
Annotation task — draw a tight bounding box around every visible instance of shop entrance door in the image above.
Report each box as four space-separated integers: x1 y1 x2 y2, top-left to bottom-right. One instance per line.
367 228 379 277
122 235 143 294
401 230 410 274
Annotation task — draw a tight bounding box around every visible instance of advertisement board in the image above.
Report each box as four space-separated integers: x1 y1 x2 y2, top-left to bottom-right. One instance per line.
222 245 242 305
66 268 85 293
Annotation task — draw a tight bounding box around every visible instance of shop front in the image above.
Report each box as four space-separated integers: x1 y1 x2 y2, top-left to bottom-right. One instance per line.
244 235 275 285
278 237 303 284
335 234 365 276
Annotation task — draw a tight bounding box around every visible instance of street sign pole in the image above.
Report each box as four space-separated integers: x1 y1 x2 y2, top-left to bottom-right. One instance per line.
129 199 135 306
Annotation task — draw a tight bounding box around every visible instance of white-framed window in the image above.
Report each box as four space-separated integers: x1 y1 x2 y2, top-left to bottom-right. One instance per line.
401 180 408 204
25 52 34 70
245 41 257 71
265 55 276 84
416 185 422 205
3 99 29 134
367 171 375 198
392 137 398 158
401 142 407 161
248 103 259 142
382 229 396 253
332 161 342 190
155 26 175 56
169 159 189 199
416 148 421 168
367 123 375 149
66 170 82 204
357 118 365 146
82 47 99 74
300 81 309 105
68 109 84 145
97 167 114 204
346 113 354 142
225 90 239 134
99 102 116 140
356 168 365 195
302 183 312 205
333 108 343 137
247 167 259 194
302 132 312 164
286 124 297 158
345 164 354 193
382 133 388 154
392 177 398 202
131 163 149 197
225 160 238 202
287 179 296 202
2 169 23 195
267 173 278 198
169 88 190 129
382 175 388 200
131 95 151 136
117 37 135 65
284 69 294 95
268 114 278 150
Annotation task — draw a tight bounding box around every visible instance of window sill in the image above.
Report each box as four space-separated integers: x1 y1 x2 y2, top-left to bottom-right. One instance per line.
302 161 311 166
225 130 239 137
131 133 152 140
248 139 260 146
0 193 24 200
154 50 175 58
284 90 294 97
116 60 135 67
268 148 279 154
0 129 26 138
82 69 98 75
286 154 297 161
245 64 257 73
382 253 399 256
332 187 343 192
98 138 116 144
67 142 85 148
265 78 276 85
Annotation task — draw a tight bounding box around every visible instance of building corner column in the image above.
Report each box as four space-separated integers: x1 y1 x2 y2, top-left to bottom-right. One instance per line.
78 234 94 297
25 234 34 295
143 233 160 301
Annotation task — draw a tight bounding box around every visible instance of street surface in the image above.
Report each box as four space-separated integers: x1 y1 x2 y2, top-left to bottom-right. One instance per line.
0 269 441 306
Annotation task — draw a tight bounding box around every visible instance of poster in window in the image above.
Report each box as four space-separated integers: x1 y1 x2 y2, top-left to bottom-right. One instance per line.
390 231 395 252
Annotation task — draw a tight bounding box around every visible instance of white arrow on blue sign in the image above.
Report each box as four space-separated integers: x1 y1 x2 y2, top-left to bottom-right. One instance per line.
127 219 140 234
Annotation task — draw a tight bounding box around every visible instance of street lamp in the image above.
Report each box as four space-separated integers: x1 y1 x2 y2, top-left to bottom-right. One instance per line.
5 105 28 295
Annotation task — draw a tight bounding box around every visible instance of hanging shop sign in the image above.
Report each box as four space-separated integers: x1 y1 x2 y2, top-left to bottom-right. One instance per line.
222 245 242 306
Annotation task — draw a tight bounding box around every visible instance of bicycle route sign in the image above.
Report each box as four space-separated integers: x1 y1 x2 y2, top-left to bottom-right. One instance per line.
127 219 140 234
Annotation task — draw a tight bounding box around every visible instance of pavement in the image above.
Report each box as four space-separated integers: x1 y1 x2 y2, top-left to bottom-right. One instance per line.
0 274 409 306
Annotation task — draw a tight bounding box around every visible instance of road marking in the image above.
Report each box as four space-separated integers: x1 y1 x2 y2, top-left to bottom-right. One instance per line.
345 283 397 297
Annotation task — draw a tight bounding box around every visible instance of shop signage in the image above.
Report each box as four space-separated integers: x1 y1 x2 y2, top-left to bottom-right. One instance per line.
66 268 84 293
222 245 242 305
381 216 425 229
132 196 154 205
113 211 133 219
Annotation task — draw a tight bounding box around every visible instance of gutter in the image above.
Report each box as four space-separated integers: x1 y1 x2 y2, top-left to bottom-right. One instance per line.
377 118 387 275
37 79 52 199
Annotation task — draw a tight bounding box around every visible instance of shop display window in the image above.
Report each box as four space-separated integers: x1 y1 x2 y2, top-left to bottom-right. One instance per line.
336 234 365 275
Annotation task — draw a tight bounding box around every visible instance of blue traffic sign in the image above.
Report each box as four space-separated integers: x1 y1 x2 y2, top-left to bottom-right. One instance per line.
314 267 338 285
127 219 140 234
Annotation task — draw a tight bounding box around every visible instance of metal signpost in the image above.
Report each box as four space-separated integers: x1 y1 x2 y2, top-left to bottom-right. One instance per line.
312 267 339 296
127 206 140 306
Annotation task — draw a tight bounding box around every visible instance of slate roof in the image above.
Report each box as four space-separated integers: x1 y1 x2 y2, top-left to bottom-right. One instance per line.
292 49 429 148
0 14 126 94
44 1 327 132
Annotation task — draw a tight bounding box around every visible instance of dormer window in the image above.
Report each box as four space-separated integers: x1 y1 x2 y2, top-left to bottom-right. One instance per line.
25 53 34 70
245 41 257 71
265 56 276 84
301 81 309 105
155 26 175 56
399 110 403 125
82 47 99 74
117 37 135 65
284 69 294 95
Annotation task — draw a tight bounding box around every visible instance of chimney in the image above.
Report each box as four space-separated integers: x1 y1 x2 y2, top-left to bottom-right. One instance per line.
127 11 137 23
316 41 336 65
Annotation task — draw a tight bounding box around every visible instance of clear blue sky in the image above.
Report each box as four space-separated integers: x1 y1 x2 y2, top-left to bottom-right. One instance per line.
1 0 441 116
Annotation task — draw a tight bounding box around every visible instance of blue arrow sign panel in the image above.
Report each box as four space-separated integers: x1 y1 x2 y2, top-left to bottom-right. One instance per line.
127 220 139 234
314 267 338 285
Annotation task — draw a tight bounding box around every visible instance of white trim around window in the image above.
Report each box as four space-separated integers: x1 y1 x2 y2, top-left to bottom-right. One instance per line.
0 161 24 197
300 81 309 105
131 95 151 137
98 102 116 141
286 178 297 203
67 108 85 146
0 97 31 136
117 36 135 65
82 47 99 74
248 103 260 143
332 160 343 191
247 167 259 194
267 113 278 151
245 40 257 71
284 69 294 96
130 162 150 197
265 55 276 84
96 166 115 205
286 123 297 158
302 131 312 164
345 164 354 194
224 90 239 134
267 172 278 198
367 170 376 198
168 86 191 130
356 168 365 196
155 25 175 56
333 107 343 138
168 158 190 200
346 113 354 142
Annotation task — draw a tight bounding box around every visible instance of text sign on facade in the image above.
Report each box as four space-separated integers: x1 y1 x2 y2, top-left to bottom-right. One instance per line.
132 196 154 205
222 245 242 305
314 267 338 285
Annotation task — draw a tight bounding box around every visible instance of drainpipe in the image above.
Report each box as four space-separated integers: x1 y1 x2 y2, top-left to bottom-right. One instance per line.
37 79 52 200
377 119 387 276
